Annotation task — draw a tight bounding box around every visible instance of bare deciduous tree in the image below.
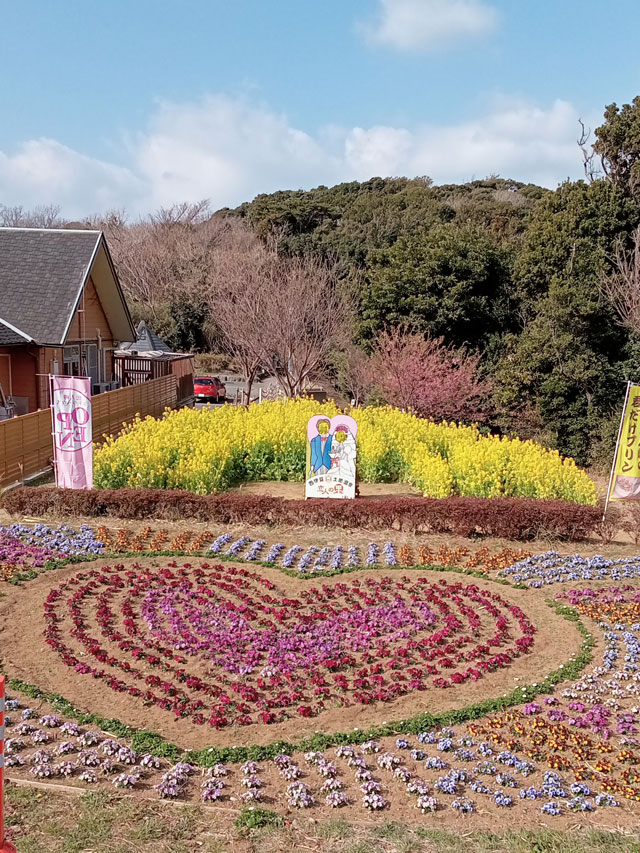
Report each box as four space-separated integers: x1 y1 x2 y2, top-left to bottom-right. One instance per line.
330 341 373 406
204 228 352 402
98 207 231 321
148 200 211 227
257 251 351 398
204 229 272 404
600 226 640 334
577 119 601 183
0 203 64 228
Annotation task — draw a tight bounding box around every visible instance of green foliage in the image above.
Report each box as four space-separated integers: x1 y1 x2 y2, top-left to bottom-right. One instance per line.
498 179 640 463
360 224 514 350
235 176 537 265
242 439 306 482
234 808 284 831
594 95 640 197
129 297 209 353
513 179 637 312
169 298 209 352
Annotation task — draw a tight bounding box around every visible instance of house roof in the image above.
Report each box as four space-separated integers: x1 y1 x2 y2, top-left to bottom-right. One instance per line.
0 319 28 345
119 320 173 354
0 227 135 346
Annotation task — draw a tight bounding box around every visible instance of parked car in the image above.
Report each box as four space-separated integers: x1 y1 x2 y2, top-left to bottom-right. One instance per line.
194 376 226 403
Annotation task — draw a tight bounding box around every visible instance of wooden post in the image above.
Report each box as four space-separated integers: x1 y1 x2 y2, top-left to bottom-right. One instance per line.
48 374 58 488
0 676 17 853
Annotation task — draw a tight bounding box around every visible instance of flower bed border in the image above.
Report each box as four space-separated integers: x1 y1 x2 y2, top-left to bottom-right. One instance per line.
0 558 594 766
4 546 523 589
2 487 599 541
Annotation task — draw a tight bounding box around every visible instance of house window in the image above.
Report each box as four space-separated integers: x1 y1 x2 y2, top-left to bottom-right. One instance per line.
82 343 99 385
63 346 80 376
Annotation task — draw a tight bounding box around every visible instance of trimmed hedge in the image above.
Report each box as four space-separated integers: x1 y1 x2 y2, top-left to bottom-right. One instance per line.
2 487 599 541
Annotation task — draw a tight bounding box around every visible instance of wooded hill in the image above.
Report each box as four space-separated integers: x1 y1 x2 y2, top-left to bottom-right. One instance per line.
227 159 639 466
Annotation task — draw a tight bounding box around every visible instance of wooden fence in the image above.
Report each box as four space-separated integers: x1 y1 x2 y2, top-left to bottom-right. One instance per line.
0 374 178 489
113 354 194 407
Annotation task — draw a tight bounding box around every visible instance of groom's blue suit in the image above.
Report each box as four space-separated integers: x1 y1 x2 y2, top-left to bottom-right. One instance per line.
310 433 333 473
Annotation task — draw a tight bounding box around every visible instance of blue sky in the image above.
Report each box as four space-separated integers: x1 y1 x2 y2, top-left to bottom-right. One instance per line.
1 0 639 217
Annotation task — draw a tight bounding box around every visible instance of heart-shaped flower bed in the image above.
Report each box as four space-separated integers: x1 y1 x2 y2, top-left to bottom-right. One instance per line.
43 562 536 729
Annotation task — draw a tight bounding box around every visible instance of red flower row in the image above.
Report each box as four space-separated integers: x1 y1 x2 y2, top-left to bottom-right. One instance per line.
42 562 536 729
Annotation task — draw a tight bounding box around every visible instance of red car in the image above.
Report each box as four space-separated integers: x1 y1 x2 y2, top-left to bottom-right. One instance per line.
194 376 226 403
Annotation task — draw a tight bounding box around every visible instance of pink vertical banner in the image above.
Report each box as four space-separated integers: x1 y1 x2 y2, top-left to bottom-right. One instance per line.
51 376 93 489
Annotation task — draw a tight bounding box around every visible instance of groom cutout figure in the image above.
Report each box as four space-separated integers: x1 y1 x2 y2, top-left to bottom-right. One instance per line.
309 418 333 476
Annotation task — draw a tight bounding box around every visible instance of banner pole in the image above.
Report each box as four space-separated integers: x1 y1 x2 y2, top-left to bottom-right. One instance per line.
48 374 58 488
603 380 632 521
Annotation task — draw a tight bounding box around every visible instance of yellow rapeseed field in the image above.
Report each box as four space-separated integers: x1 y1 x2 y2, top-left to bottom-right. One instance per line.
94 399 597 504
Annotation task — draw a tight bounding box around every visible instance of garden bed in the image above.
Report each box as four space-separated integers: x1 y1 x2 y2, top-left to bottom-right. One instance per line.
3 528 640 829
0 557 583 750
4 520 640 830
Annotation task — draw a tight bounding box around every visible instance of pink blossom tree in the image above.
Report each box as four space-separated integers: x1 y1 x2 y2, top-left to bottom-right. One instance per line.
368 326 492 422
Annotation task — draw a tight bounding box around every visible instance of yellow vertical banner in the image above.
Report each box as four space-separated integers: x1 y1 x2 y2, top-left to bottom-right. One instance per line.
609 383 640 500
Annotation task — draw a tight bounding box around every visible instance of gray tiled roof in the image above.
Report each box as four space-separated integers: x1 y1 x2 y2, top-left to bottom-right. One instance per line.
120 321 173 353
0 228 102 344
0 321 27 345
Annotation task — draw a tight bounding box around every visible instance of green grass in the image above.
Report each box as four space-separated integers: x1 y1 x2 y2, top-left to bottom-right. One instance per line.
5 787 640 853
317 817 352 839
234 807 284 832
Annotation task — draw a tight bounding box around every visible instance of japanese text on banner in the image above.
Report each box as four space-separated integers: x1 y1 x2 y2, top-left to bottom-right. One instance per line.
610 385 640 500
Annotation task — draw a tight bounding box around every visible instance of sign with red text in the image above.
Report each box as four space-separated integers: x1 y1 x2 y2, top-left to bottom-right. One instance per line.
51 375 93 490
305 414 358 499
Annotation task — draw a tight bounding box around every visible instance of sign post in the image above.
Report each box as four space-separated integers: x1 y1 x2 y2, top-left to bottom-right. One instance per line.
305 415 358 499
0 676 17 853
50 375 93 489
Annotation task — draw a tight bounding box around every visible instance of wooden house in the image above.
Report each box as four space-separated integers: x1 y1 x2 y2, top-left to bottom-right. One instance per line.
0 227 136 413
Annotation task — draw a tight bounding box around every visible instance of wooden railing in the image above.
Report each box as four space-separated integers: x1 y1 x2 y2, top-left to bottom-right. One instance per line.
113 354 194 407
0 374 179 489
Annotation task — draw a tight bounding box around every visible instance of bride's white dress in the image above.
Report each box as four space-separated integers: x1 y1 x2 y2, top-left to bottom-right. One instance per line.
330 435 356 481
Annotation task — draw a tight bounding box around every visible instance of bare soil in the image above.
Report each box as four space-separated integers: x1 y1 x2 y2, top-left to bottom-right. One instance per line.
230 481 423 499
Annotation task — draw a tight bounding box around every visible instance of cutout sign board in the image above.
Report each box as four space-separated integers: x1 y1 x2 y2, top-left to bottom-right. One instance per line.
305 414 358 499
50 375 93 489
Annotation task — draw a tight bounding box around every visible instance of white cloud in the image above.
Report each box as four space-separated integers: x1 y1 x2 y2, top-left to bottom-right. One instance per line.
0 139 142 218
132 96 338 211
398 98 586 188
359 0 499 52
0 94 591 218
344 126 414 176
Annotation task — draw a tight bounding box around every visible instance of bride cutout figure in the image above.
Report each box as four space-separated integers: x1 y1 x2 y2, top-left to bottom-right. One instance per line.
329 424 356 482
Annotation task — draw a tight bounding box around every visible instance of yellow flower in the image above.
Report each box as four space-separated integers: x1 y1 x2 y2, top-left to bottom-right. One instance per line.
93 399 597 504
